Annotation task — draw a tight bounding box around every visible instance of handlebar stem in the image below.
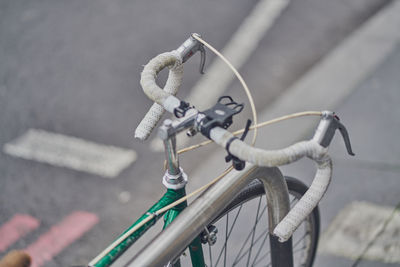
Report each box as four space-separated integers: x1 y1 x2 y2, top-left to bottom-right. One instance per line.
161 119 181 176
158 110 198 189
159 120 188 189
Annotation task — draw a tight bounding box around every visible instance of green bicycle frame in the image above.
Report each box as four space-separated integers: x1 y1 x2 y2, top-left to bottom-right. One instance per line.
90 187 205 267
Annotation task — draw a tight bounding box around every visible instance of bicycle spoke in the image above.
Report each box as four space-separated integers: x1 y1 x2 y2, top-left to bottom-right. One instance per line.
232 209 267 265
252 249 271 266
226 205 243 237
214 204 243 266
224 212 228 267
233 228 269 265
198 182 318 267
251 228 308 266
246 196 263 266
232 198 267 266
250 230 270 267
293 244 307 254
293 230 309 249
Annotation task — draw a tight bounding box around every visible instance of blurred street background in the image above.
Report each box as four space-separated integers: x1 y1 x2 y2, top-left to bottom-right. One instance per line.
0 0 398 266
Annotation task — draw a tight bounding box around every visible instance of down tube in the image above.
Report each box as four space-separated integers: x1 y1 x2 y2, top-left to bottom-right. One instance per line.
126 165 293 267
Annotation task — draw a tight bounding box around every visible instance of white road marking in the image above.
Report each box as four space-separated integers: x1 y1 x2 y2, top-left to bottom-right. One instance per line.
186 0 290 109
3 129 137 178
256 0 400 123
319 201 400 263
118 191 131 204
150 0 291 152
187 0 400 186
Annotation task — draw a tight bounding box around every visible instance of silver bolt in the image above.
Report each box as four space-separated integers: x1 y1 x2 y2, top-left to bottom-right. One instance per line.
186 128 197 137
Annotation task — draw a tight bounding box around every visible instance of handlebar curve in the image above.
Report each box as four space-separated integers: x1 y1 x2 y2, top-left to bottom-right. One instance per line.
274 156 331 241
209 126 332 241
135 51 183 140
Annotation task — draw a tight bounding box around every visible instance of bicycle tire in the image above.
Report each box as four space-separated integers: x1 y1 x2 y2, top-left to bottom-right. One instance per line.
179 176 320 267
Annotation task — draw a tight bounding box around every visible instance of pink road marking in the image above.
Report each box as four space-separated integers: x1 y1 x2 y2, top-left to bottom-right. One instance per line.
25 211 99 267
0 214 40 252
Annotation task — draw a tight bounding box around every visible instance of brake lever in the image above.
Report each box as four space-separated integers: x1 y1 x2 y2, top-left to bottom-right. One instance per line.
313 111 355 156
176 33 206 74
336 117 355 156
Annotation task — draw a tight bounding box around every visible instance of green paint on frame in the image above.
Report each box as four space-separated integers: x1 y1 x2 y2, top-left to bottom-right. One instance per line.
93 188 187 267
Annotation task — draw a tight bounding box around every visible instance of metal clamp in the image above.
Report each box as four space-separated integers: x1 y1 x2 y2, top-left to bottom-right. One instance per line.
198 96 244 139
225 119 252 171
162 168 188 190
158 109 198 140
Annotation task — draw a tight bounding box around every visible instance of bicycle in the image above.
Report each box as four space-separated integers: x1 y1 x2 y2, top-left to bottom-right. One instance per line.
87 33 354 267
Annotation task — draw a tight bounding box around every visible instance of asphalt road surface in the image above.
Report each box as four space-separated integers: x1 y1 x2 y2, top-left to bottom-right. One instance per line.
0 0 389 266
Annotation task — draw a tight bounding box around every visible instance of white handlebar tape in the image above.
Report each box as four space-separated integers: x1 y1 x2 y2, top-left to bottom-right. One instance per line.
209 127 328 167
210 127 332 242
135 103 165 140
273 157 332 242
135 51 183 140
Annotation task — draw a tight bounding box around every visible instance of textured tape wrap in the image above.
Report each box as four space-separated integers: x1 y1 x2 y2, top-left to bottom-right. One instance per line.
273 157 332 242
209 128 328 167
210 127 332 242
135 103 165 140
135 51 183 140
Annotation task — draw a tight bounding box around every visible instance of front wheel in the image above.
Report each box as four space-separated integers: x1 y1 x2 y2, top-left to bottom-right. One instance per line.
196 176 320 267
